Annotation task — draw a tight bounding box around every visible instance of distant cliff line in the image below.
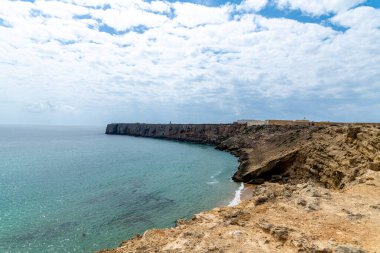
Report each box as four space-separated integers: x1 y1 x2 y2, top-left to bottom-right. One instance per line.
105 123 246 145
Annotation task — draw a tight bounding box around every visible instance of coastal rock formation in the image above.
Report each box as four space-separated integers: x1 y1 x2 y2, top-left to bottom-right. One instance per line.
106 123 380 189
221 125 380 189
106 123 246 145
102 123 380 253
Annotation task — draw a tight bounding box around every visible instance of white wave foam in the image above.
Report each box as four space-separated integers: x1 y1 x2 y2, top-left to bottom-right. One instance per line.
210 170 222 179
228 182 244 207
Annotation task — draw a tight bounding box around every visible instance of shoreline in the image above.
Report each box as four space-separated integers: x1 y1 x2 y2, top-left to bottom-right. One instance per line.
227 182 256 206
227 182 245 206
100 123 380 253
240 183 255 201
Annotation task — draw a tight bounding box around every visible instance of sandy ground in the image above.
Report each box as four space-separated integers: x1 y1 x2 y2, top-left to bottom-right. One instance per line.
241 183 256 201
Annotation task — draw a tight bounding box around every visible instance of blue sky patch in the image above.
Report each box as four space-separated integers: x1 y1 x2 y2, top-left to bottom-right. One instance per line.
98 24 149 35
163 0 242 7
30 9 51 18
73 14 92 20
0 18 12 28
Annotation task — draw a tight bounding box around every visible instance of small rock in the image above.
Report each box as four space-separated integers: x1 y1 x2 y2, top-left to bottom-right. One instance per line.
297 198 307 206
255 196 269 205
370 204 380 210
346 127 360 140
207 246 222 252
196 232 204 238
349 158 358 166
306 246 333 253
311 190 321 197
342 209 364 220
136 245 149 251
284 190 292 198
348 213 365 221
323 192 332 199
368 162 380 171
271 174 282 181
229 230 243 237
291 238 305 248
176 218 188 226
272 226 289 241
224 210 244 219
258 221 273 231
297 183 307 189
250 178 265 184
307 204 319 211
258 221 291 241
229 218 240 225
335 245 366 253
183 232 193 237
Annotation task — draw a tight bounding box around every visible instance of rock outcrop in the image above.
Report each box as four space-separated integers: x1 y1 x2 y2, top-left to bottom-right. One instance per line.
102 123 380 253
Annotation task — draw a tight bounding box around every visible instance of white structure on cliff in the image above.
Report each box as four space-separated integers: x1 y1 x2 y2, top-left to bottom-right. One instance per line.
235 119 311 126
236 120 267 126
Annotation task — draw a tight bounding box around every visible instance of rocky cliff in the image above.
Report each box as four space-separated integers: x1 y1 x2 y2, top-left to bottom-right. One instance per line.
105 123 246 145
106 123 380 189
102 123 380 253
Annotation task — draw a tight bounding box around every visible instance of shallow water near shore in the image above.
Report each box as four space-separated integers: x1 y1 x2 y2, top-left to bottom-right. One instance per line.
0 125 239 253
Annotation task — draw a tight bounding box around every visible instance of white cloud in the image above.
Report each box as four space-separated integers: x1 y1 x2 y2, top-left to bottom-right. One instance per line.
144 1 171 13
0 0 379 124
331 6 380 28
237 0 268 12
172 2 232 27
90 6 169 32
275 0 366 16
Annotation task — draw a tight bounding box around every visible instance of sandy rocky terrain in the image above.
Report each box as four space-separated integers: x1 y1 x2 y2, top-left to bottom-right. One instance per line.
101 124 380 253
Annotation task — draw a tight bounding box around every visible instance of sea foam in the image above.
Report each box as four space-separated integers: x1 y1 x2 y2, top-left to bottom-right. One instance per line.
228 182 244 206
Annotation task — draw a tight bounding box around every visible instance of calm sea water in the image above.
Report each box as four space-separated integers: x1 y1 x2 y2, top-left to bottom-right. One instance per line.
0 125 239 253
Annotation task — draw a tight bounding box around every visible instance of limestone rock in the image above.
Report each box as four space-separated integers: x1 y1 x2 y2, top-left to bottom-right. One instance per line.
335 245 366 253
368 162 380 171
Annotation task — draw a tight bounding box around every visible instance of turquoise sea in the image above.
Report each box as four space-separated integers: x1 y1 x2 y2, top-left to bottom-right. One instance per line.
0 125 239 253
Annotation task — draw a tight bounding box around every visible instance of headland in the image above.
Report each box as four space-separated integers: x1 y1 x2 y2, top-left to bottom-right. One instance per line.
102 122 380 252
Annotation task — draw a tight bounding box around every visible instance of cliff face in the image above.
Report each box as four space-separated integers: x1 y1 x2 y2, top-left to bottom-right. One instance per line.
220 124 380 189
106 123 246 145
102 123 380 253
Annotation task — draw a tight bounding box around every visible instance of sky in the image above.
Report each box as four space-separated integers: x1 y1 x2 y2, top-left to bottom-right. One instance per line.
0 0 379 125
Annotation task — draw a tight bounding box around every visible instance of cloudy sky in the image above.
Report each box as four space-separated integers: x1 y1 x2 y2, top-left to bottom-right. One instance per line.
0 0 379 125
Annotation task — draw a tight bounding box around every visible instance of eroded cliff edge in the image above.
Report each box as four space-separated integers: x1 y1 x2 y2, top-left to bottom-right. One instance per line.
106 123 380 188
103 123 380 253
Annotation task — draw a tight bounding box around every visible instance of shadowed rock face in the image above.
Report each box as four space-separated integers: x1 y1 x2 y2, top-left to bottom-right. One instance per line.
106 123 380 189
105 123 246 145
223 124 380 189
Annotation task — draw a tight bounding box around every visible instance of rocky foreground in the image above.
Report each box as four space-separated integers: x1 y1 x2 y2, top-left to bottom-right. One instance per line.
102 123 380 253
